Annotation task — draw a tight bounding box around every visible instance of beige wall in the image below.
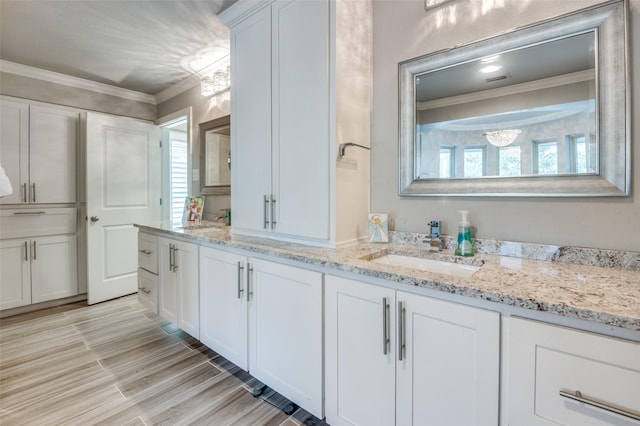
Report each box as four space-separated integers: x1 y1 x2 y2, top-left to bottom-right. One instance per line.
157 83 231 216
371 0 639 251
0 72 156 120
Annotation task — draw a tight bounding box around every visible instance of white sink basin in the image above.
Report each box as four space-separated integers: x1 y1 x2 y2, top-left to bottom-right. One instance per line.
369 254 481 278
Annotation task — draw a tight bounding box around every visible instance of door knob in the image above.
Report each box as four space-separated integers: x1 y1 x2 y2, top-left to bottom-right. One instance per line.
90 216 100 222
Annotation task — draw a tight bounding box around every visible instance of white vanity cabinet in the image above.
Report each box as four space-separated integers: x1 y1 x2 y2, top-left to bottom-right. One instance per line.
199 246 249 370
158 237 199 338
508 317 640 425
199 246 323 419
325 274 500 426
137 232 158 313
0 208 78 310
0 97 78 205
221 0 371 247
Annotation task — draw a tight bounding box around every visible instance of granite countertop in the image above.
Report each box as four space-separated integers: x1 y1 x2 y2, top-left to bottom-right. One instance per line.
136 222 640 332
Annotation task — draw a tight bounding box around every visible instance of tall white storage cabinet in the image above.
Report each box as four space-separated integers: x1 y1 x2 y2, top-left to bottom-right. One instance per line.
0 98 78 205
220 0 371 248
325 275 500 426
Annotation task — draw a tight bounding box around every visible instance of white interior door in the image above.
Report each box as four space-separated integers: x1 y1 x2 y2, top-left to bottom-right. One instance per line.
86 112 160 304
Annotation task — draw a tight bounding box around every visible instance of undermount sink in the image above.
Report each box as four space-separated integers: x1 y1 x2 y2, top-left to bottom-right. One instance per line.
367 253 481 278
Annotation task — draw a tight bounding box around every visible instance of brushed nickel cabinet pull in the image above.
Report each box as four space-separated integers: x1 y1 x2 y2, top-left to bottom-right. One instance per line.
32 241 37 261
22 183 27 203
264 195 269 229
237 261 245 299
169 244 174 272
24 241 28 261
138 249 152 255
559 389 640 421
14 211 46 215
247 263 254 301
138 287 151 294
382 297 390 355
172 246 179 271
398 301 406 361
270 195 277 229
31 183 36 202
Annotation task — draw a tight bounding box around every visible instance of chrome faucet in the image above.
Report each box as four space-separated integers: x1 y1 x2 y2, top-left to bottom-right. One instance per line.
424 220 442 252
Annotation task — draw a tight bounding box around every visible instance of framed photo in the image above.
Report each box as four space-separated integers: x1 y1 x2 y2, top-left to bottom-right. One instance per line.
183 196 205 222
368 213 389 242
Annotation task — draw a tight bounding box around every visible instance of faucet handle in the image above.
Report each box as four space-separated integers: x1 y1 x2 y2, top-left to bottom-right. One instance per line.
428 220 441 237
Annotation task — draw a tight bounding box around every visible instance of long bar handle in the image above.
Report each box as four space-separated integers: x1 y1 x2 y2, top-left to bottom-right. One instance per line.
172 246 179 271
382 297 390 355
263 195 269 229
138 249 152 255
31 183 36 203
32 241 37 261
168 244 174 272
398 301 406 361
247 263 254 301
22 183 27 203
24 241 28 261
14 211 46 215
270 195 277 229
237 261 245 299
559 389 640 421
138 287 151 294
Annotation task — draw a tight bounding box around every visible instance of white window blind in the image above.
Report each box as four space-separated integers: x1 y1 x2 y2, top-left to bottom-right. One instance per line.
169 129 188 224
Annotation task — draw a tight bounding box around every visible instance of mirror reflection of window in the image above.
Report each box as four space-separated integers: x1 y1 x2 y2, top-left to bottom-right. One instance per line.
439 146 455 178
533 139 558 175
464 146 486 178
499 146 521 177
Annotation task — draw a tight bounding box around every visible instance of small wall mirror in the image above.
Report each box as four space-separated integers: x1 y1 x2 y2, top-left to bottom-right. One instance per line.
399 0 629 196
200 115 231 195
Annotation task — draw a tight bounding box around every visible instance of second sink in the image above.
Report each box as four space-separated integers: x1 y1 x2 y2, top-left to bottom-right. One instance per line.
367 253 481 278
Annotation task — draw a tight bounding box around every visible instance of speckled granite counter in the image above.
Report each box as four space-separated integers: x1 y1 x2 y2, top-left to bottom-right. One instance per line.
136 222 640 333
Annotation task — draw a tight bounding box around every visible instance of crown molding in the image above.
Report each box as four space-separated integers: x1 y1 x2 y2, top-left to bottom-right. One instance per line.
0 60 157 105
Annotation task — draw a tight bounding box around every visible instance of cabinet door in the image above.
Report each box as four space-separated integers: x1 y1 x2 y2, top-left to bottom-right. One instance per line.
249 258 323 419
230 6 272 234
31 235 78 303
0 99 29 205
158 237 179 324
137 267 158 314
271 0 330 241
176 241 199 339
199 246 248 370
509 317 640 426
325 275 396 426
396 291 500 426
29 105 78 203
0 239 31 309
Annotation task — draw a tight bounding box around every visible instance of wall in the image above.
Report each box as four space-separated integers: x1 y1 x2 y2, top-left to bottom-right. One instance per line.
371 0 639 251
156 83 231 217
0 72 156 120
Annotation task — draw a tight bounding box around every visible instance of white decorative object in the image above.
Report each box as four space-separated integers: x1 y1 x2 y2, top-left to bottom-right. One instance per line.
483 129 521 147
368 213 389 242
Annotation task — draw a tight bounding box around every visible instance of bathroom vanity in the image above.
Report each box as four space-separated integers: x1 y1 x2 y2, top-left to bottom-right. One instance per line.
136 222 639 425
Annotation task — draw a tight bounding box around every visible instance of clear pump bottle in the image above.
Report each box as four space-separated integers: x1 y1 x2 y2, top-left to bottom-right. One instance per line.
455 210 474 257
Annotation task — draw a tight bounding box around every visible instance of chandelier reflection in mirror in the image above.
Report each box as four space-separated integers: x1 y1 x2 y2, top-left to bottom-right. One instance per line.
483 129 521 147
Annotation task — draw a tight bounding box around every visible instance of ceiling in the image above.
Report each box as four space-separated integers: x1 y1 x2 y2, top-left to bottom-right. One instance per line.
0 0 237 96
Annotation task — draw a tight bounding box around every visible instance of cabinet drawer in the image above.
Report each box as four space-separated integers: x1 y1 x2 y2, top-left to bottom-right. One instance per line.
137 232 158 274
509 317 640 425
0 208 76 239
137 267 158 314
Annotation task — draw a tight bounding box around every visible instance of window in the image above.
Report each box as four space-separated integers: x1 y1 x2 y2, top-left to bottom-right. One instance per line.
168 129 188 224
567 133 595 173
439 146 455 178
463 146 486 177
533 139 558 175
499 146 521 176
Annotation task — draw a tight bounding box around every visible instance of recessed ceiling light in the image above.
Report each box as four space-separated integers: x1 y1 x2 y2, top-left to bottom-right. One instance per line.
479 65 502 73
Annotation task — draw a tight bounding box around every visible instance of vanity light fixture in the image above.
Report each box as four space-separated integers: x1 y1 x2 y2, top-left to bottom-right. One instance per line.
424 0 455 11
483 129 521 147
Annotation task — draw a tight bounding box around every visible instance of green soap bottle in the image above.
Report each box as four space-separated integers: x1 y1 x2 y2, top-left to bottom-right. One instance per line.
455 210 474 257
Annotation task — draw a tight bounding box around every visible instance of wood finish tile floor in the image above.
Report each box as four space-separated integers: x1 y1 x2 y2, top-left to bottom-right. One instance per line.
0 295 327 426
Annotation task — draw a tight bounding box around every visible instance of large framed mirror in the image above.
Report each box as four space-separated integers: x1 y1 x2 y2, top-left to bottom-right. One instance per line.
199 115 231 195
399 0 629 197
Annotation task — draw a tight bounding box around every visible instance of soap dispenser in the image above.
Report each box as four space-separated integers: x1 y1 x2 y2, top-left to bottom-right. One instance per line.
455 210 474 257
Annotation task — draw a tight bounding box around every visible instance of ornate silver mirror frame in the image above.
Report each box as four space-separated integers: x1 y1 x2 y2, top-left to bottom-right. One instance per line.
398 0 629 197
